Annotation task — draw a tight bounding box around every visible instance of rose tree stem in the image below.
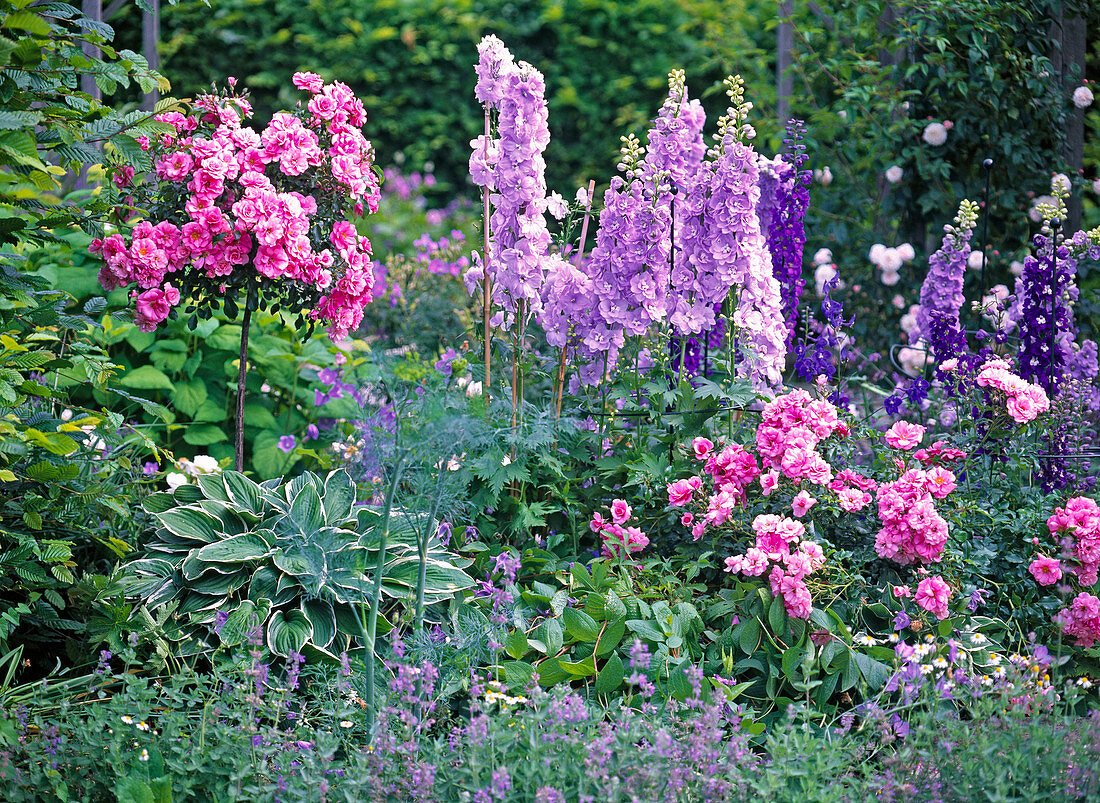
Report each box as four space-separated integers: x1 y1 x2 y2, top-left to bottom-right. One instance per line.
235 305 252 472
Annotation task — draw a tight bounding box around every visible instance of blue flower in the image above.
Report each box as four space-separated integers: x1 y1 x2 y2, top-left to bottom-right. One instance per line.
278 435 297 453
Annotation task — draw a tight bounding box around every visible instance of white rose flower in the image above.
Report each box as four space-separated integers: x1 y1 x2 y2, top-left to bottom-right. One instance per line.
879 248 903 272
922 122 948 147
191 454 220 474
1093 177 1100 195
967 251 985 271
868 243 887 265
885 165 904 184
814 166 833 185
880 268 901 286
897 243 915 262
1009 260 1025 277
892 294 906 309
1073 85 1094 109
166 472 189 490
813 248 833 266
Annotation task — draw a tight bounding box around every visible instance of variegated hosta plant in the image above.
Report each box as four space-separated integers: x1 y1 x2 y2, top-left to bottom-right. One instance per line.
118 469 473 660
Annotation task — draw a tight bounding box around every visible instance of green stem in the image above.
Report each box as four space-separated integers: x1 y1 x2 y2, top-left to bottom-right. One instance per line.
364 454 405 737
235 304 253 473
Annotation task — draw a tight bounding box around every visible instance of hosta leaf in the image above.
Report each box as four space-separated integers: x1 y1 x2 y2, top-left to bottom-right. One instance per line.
333 604 367 640
156 507 220 544
220 599 261 646
194 472 230 503
272 543 325 579
301 599 336 649
323 470 355 523
286 482 323 535
222 471 264 515
189 569 248 596
267 609 312 657
248 565 280 602
176 593 226 616
193 534 271 564
142 492 176 515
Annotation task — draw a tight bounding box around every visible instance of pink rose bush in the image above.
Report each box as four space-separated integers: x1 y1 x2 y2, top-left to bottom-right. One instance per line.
590 500 649 560
974 358 1050 424
1025 496 1100 647
1046 496 1100 586
913 575 952 619
873 421 958 566
90 75 381 341
724 514 825 619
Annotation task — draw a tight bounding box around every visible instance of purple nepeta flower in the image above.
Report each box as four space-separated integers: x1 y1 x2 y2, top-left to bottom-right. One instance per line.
318 367 339 385
142 461 159 475
213 610 229 635
306 424 320 440
278 435 296 453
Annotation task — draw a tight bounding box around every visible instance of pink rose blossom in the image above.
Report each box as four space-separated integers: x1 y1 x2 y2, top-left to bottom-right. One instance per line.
914 575 951 619
791 490 817 517
1028 554 1062 586
884 420 926 450
610 499 632 525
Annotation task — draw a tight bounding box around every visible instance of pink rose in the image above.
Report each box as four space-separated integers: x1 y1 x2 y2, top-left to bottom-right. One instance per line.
691 437 714 460
1028 554 1062 586
610 499 632 525
914 576 951 619
792 490 817 517
292 71 325 93
760 470 780 496
885 420 926 450
667 478 696 507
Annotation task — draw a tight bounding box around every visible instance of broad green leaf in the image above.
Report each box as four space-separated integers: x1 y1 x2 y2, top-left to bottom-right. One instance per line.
183 424 229 446
502 660 534 688
504 628 528 660
219 599 260 646
626 619 665 644
223 471 263 514
170 379 208 418
267 609 312 656
156 507 219 544
287 482 323 534
301 599 336 649
559 654 597 677
193 533 271 564
323 469 355 522
595 618 625 657
738 618 762 655
121 365 174 392
594 652 625 695
562 607 600 642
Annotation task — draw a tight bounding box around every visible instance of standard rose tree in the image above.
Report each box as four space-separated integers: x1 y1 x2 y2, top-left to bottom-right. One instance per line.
90 74 380 469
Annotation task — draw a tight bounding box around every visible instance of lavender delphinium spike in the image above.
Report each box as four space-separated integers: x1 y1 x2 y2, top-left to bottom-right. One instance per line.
915 199 979 357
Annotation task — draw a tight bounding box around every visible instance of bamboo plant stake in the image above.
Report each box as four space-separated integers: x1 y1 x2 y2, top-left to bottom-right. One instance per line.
554 179 596 419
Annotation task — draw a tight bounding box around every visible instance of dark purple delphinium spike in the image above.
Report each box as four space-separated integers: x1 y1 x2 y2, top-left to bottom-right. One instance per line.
766 119 812 348
794 276 851 383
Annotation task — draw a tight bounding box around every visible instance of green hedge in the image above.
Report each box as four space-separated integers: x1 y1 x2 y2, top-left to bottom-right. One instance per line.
153 0 769 194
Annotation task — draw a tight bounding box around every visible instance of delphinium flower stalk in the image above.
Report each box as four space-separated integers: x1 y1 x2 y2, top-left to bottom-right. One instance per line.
467 35 553 413
765 119 812 348
545 180 596 418
914 199 980 359
708 76 787 391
